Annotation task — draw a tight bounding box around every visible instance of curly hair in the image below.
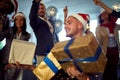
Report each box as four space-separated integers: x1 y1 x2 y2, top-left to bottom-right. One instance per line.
0 0 14 14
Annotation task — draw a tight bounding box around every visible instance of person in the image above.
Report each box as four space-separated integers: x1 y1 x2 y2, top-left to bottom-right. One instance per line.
95 9 119 80
29 0 54 65
0 0 15 80
93 0 120 18
5 12 31 80
62 5 106 80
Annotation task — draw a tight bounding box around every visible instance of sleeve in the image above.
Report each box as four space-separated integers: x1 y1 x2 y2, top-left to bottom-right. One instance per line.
111 10 120 18
29 0 40 30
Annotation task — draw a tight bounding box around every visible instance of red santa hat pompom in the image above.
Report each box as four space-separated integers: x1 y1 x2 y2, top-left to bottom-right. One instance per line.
70 13 90 32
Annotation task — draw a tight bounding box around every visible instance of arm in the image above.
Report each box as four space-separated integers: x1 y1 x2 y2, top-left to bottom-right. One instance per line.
93 0 113 14
93 0 120 18
66 67 89 80
63 6 68 24
5 62 36 71
29 0 41 29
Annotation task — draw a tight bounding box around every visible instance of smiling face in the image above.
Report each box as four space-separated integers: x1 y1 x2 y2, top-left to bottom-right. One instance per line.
38 4 46 18
64 16 83 38
100 11 109 20
14 15 24 29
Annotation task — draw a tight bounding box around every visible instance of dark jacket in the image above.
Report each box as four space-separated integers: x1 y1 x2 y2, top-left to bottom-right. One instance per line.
29 1 54 56
111 10 120 18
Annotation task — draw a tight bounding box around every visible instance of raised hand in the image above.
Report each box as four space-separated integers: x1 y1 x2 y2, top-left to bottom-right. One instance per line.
34 0 42 3
63 6 68 19
93 0 102 6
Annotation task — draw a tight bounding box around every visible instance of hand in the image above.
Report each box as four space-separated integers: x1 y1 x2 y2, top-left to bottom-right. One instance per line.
63 6 68 18
20 65 36 70
93 0 102 6
4 63 17 70
4 62 36 71
34 0 42 3
4 61 21 70
66 66 89 80
14 61 36 70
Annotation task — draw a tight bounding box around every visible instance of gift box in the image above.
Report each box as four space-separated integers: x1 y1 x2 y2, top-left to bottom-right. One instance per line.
9 39 36 65
51 34 107 73
33 52 62 80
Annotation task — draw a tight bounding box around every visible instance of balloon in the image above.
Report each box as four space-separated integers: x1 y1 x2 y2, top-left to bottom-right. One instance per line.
46 6 58 18
54 19 63 33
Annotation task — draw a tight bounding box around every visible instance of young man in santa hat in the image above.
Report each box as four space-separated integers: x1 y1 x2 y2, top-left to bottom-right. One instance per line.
62 6 103 80
64 12 90 80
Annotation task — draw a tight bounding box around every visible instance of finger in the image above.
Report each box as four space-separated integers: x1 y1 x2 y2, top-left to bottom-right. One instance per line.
15 61 21 68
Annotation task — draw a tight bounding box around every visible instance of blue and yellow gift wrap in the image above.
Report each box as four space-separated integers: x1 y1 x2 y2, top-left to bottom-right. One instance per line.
33 52 62 80
51 34 107 73
33 34 107 80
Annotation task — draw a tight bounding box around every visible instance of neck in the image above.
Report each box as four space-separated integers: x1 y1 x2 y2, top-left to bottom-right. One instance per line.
17 28 22 34
72 31 84 38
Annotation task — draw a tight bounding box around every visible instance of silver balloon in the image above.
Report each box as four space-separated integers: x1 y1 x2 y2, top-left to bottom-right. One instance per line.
46 6 58 18
54 19 63 33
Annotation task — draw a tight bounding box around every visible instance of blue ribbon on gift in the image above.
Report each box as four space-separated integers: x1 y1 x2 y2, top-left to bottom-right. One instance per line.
59 38 102 72
44 57 59 73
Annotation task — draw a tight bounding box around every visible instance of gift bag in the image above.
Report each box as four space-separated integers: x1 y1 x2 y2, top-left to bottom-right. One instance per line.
9 39 36 65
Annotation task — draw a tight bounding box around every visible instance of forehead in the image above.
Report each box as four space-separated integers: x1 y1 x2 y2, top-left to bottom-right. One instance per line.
67 16 78 22
15 16 24 19
40 4 45 8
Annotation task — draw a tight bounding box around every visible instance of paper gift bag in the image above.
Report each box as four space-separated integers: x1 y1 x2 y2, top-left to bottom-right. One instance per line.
51 34 107 73
9 39 36 65
33 52 62 80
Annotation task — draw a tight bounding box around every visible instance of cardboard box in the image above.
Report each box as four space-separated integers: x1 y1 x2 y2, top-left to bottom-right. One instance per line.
9 39 36 65
51 34 107 73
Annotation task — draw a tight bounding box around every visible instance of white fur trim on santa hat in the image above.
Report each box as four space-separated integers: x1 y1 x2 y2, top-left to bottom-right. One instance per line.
70 14 87 31
14 12 26 20
39 1 45 5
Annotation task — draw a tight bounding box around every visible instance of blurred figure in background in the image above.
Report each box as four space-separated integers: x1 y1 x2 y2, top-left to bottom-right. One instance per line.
93 0 120 18
95 9 119 80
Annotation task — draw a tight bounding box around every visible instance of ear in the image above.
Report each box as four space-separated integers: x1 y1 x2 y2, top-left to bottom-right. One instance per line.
78 22 83 29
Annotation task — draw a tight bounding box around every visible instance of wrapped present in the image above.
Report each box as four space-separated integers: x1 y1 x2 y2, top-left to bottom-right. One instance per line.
33 52 62 80
9 39 36 65
51 34 107 73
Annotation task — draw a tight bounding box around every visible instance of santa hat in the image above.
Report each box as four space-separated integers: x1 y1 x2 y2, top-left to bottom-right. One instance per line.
14 12 26 20
39 1 45 6
70 13 90 31
11 0 18 20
